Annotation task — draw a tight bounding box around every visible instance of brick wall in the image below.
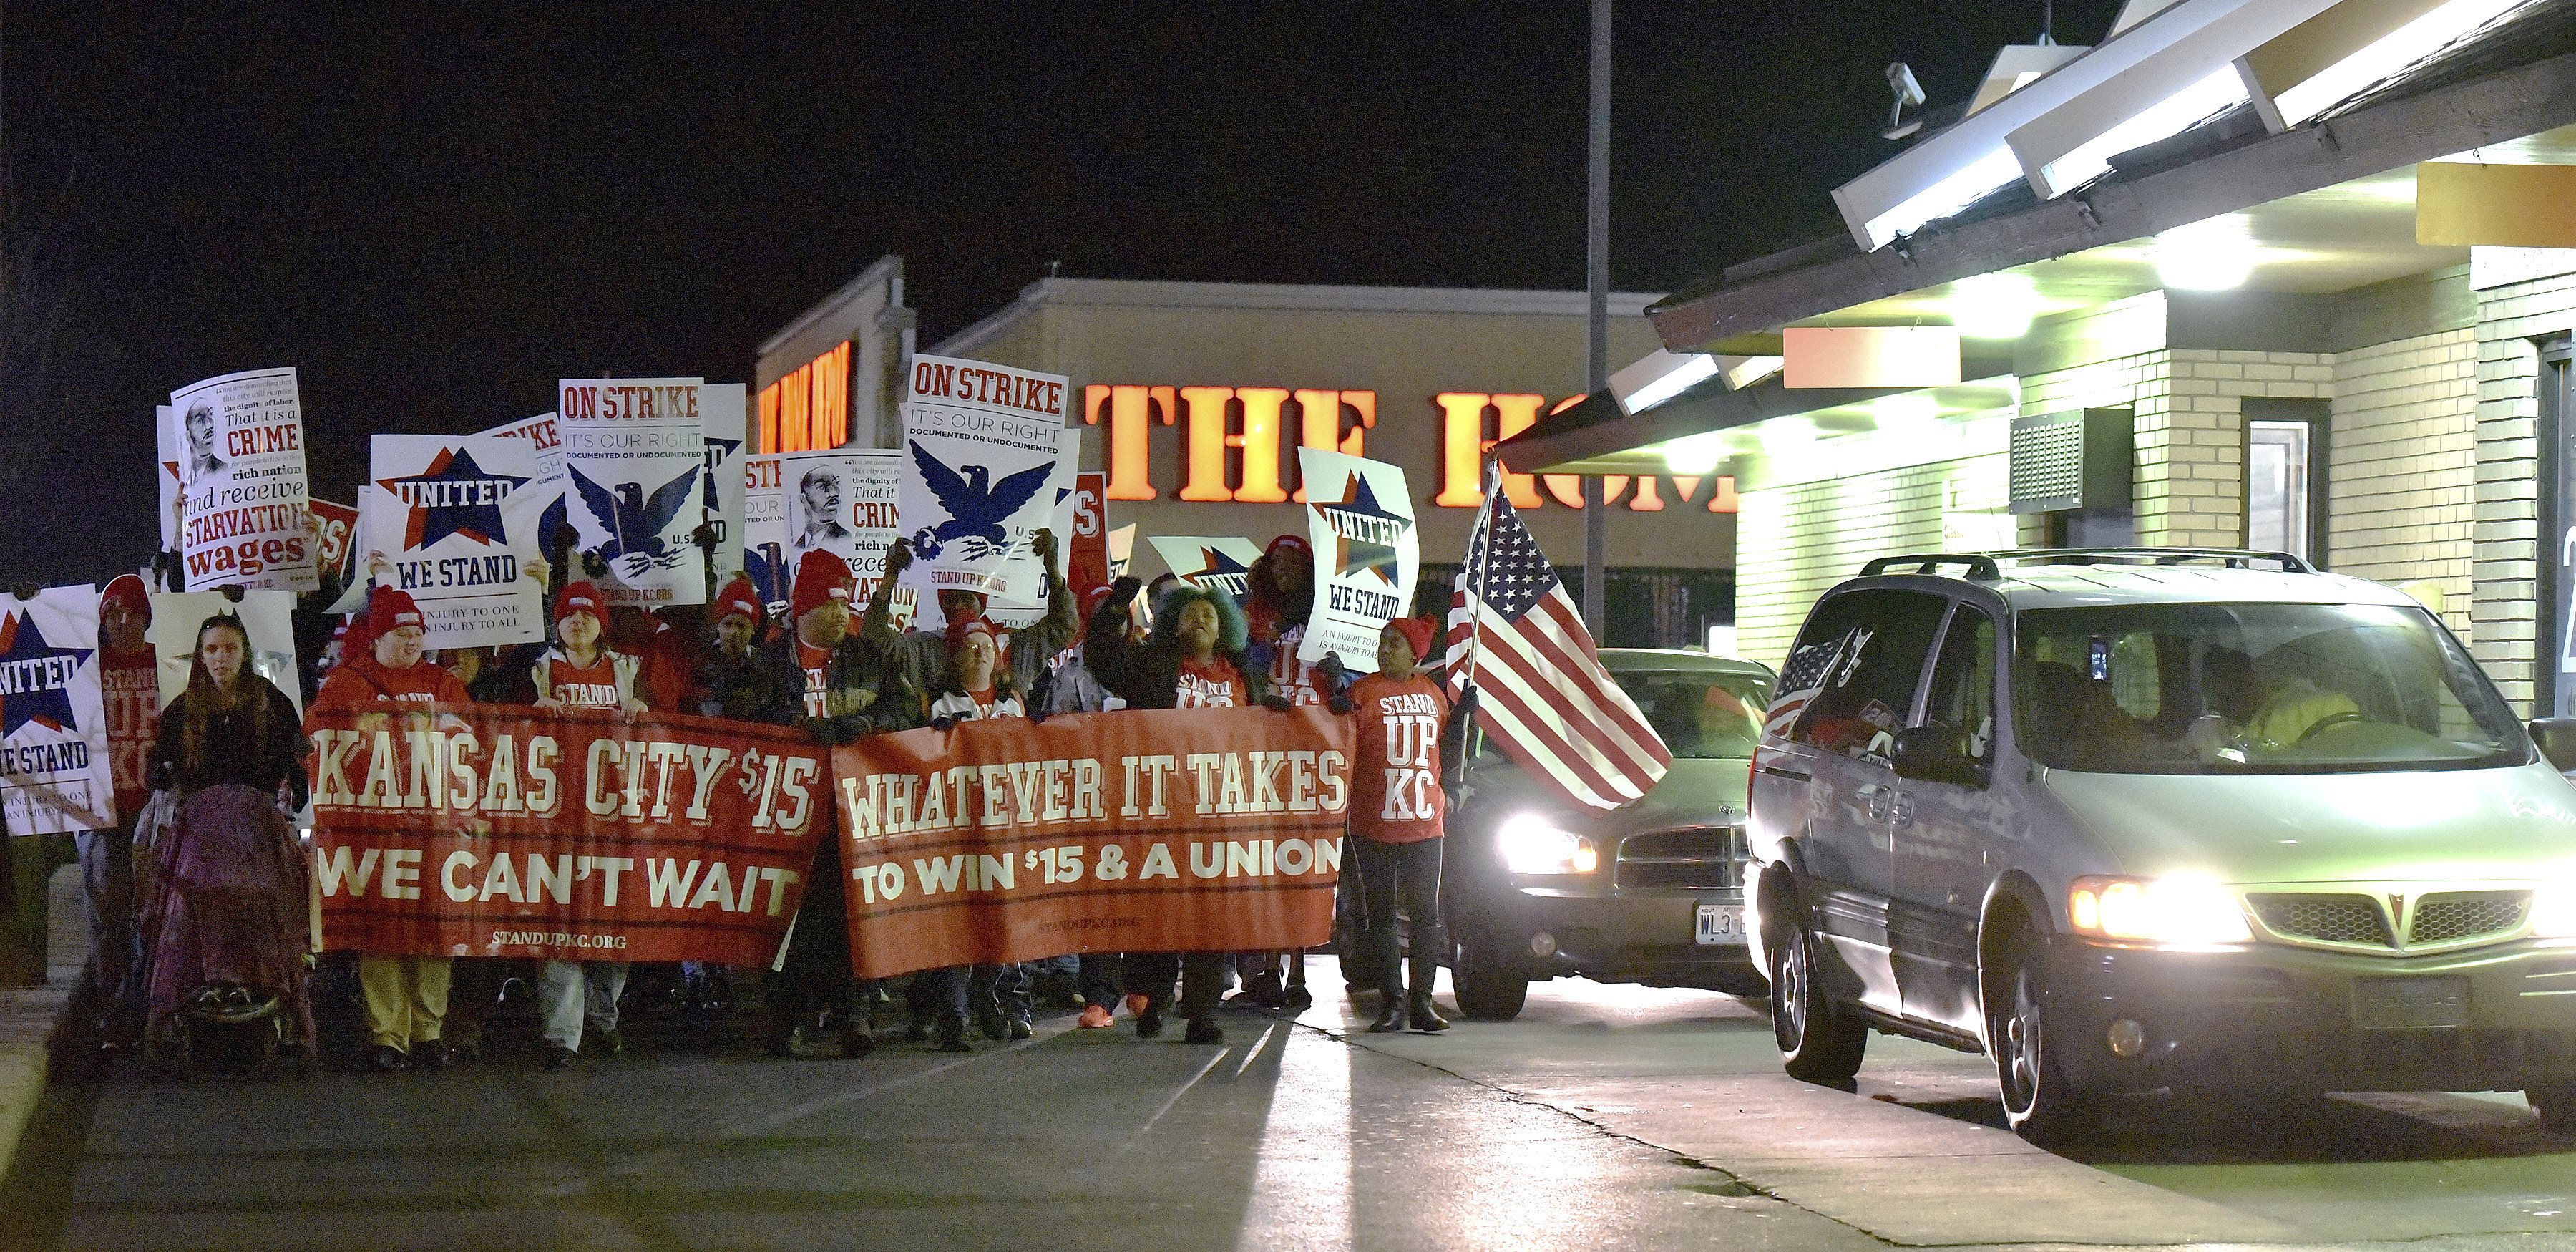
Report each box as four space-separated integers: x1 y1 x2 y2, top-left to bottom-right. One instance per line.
2473 268 2576 713
2330 329 2478 636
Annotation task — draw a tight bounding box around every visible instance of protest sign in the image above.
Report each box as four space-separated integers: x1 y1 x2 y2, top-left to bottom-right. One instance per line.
154 405 183 558
0 587 117 835
308 499 361 593
782 448 911 629
893 355 1068 611
364 432 554 649
1066 472 1111 601
1296 448 1419 671
169 368 317 592
741 454 789 620
146 590 303 719
980 430 1082 633
557 378 707 608
478 412 567 556
701 383 748 593
831 706 1350 976
1108 523 1136 581
305 706 821 962
1147 535 1263 602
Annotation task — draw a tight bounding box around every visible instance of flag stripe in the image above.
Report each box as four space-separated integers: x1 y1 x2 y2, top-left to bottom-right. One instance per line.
1476 611 1667 779
1466 588 1667 770
1473 666 1639 806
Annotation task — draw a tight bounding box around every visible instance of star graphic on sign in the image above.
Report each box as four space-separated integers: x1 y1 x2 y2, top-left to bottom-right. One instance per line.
1191 547 1251 583
375 447 529 550
1313 473 1410 585
0 611 90 737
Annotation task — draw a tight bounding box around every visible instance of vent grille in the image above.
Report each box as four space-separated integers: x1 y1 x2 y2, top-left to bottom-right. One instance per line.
2009 415 2084 508
1615 827 1746 893
2409 892 2530 945
2249 893 2393 947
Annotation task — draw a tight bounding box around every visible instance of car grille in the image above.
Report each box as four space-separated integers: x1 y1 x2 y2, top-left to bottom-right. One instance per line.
2248 893 2393 947
1616 827 1746 892
2409 891 2530 945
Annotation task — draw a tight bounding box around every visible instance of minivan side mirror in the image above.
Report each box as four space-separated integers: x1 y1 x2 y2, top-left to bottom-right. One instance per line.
2531 718 2576 774
1892 725 1988 789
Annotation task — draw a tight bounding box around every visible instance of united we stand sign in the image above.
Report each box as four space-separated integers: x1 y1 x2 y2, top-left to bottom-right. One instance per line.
830 706 1354 978
306 706 823 962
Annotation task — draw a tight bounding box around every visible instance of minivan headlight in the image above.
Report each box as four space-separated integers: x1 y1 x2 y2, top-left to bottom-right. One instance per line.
2067 875 2252 946
1497 814 1598 875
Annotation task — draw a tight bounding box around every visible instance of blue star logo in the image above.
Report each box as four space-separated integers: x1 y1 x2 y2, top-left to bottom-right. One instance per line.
376 447 529 549
1185 548 1252 598
0 612 90 737
1313 474 1410 585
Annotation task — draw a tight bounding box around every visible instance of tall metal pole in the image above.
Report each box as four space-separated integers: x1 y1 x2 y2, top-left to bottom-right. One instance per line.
1581 0 1611 638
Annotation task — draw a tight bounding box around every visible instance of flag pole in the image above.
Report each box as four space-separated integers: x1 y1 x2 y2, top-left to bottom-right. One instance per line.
1461 460 1501 693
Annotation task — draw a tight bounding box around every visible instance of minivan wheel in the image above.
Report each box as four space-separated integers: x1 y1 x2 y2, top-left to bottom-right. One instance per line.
1989 931 2093 1145
2528 1082 2576 1135
1450 928 1529 1022
1772 921 1865 1082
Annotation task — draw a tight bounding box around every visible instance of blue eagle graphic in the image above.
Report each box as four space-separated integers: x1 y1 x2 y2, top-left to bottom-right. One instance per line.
908 440 1053 561
569 461 702 576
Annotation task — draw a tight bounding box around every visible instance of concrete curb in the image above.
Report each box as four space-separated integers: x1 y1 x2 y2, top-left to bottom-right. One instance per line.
0 863 89 1188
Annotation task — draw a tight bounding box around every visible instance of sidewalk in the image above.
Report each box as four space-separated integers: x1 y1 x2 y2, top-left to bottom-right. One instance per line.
0 863 87 1186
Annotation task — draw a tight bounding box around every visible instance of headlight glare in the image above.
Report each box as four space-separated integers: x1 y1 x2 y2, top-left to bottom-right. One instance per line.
2067 875 2251 946
2533 884 2576 938
1497 814 1596 875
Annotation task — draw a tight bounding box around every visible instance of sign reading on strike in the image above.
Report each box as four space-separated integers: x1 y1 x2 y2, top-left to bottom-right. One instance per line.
306 707 822 963
831 707 1352 978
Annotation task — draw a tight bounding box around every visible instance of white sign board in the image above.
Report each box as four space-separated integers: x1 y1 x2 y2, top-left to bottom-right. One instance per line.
168 368 317 591
558 377 708 607
1297 447 1419 672
782 448 912 630
893 354 1068 609
0 587 116 835
364 432 554 649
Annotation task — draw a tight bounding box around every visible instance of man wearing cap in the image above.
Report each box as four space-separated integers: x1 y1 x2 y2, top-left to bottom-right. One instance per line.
308 586 474 1072
691 575 769 718
863 528 1075 717
527 581 646 1067
736 549 897 1057
85 575 158 1045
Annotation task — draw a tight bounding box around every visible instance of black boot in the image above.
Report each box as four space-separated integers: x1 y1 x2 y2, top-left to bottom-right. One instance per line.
1367 995 1409 1033
1408 991 1450 1033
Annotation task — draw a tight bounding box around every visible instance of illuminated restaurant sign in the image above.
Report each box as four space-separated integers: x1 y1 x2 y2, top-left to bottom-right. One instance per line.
1081 384 1733 514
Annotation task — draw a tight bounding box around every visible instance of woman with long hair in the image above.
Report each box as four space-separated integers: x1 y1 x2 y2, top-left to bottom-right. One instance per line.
138 612 314 1067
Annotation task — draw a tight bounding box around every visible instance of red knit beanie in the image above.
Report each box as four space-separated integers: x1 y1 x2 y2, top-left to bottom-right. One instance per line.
1384 616 1435 665
554 581 606 626
100 573 151 624
369 586 424 636
714 575 763 627
791 549 854 620
945 615 996 658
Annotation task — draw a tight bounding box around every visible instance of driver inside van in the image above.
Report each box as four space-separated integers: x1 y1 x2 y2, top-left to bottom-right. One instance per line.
2182 646 2364 760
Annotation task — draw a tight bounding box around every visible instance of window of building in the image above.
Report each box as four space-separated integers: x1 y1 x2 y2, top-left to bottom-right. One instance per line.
2243 397 2328 563
2542 336 2574 715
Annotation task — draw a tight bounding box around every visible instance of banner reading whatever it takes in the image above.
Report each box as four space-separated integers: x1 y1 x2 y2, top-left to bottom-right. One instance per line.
831 707 1353 979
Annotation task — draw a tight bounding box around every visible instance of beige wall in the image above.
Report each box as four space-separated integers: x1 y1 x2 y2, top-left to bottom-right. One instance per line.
2331 329 2479 638
937 289 1737 583
2472 257 2576 713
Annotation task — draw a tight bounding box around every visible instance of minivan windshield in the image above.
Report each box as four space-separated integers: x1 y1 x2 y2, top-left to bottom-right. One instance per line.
2014 602 2526 775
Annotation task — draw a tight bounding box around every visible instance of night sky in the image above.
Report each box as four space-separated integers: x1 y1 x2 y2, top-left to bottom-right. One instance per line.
2 0 2122 584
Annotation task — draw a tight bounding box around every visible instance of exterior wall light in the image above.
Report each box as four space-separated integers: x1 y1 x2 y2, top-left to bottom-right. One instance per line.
2156 216 2258 290
1949 273 2041 339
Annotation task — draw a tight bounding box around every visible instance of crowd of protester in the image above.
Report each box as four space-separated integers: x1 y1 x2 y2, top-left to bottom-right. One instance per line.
54 528 1475 1075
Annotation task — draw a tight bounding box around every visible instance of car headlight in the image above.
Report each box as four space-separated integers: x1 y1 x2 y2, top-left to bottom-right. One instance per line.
2533 884 2576 938
2067 875 2252 946
1496 813 1597 875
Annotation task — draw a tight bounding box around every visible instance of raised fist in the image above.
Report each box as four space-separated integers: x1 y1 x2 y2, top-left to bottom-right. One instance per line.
1031 528 1058 562
884 539 914 574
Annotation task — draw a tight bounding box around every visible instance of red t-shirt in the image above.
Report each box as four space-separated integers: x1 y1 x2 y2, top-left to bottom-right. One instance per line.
1174 656 1244 708
798 641 834 718
101 645 158 820
1346 672 1450 844
543 651 625 710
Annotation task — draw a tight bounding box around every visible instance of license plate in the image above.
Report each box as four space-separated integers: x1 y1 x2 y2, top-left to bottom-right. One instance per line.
1695 903 1746 946
2352 975 2469 1029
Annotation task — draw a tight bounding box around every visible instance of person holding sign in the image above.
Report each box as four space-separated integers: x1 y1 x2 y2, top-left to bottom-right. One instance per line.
866 529 1076 714
739 550 889 1059
1330 618 1477 1035
306 588 472 1073
527 582 645 1069
689 576 769 717
1084 576 1292 1046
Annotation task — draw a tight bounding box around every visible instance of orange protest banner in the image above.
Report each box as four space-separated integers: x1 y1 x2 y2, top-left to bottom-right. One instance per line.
831 707 1353 979
306 706 824 963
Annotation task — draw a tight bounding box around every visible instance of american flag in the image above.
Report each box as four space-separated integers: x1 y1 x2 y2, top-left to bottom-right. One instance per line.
1441 492 1669 810
1765 629 1853 738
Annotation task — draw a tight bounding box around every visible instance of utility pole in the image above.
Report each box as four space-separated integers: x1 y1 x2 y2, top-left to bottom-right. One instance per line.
1582 0 1611 637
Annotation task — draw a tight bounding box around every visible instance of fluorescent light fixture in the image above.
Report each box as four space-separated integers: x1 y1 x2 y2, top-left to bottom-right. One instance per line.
1949 273 2040 339
1871 393 1942 432
1661 432 1733 477
1609 349 1719 414
1867 145 2022 246
1759 419 1818 456
2267 0 2523 130
1724 356 1785 391
2038 67 2248 195
2156 215 2258 289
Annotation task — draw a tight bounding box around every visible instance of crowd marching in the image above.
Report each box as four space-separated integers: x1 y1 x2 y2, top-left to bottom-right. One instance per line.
66 522 1478 1074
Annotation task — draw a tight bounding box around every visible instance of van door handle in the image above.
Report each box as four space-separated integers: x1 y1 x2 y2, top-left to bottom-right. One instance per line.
1862 785 1890 822
1890 793 1914 828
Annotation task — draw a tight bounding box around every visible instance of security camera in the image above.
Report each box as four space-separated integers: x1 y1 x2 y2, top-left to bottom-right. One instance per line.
1884 62 1928 139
